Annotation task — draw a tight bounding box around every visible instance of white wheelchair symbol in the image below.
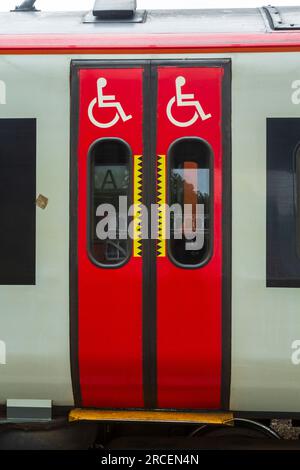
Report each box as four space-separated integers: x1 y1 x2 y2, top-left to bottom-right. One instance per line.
88 78 132 128
166 76 212 127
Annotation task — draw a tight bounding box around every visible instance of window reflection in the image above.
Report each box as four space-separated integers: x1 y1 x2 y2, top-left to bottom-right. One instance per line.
89 139 131 266
169 138 212 267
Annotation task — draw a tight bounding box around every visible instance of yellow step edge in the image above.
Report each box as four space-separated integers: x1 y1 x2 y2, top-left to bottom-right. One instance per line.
69 409 234 426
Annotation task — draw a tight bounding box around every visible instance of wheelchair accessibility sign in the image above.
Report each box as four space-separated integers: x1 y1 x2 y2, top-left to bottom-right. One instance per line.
88 77 132 128
166 76 212 127
87 74 211 129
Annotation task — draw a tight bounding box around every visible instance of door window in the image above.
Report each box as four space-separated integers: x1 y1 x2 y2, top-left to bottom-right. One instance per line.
168 137 213 267
89 138 132 267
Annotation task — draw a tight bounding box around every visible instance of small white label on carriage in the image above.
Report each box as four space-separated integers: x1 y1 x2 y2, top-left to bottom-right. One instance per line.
291 339 300 365
0 80 6 105
166 76 212 127
88 78 132 128
0 340 6 364
291 80 300 104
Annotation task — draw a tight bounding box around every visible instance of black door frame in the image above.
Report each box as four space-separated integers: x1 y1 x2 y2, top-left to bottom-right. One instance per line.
70 59 231 410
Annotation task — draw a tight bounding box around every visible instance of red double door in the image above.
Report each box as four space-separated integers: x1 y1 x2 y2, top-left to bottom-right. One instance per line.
71 60 231 410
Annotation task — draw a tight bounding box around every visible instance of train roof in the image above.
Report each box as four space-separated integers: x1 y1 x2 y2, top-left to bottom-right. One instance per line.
3 5 300 35
0 8 268 35
1 6 300 53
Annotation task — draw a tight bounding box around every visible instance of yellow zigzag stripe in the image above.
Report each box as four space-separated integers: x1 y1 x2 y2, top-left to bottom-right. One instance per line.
157 155 166 257
133 155 143 257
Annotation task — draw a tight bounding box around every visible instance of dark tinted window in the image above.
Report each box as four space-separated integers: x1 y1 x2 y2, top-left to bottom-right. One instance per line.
0 119 36 284
267 118 300 287
296 144 300 260
89 139 131 267
168 138 212 268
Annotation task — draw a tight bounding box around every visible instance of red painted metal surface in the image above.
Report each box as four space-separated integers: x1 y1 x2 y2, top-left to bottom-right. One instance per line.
77 68 144 408
156 67 223 409
1 32 300 53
